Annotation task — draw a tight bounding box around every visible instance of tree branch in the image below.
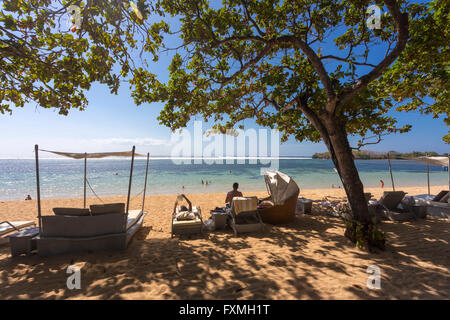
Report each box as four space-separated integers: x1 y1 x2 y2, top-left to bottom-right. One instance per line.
218 43 274 87
336 0 409 112
240 0 266 37
351 134 387 150
277 35 337 112
320 55 377 68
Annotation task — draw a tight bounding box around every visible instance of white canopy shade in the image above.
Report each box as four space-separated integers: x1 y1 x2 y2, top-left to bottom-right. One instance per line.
40 149 145 159
264 170 300 205
409 155 450 193
411 156 449 167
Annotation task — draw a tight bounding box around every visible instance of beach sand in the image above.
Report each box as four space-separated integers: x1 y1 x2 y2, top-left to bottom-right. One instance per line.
0 186 448 299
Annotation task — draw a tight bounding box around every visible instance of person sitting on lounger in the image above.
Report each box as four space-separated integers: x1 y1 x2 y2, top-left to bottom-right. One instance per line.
225 182 243 204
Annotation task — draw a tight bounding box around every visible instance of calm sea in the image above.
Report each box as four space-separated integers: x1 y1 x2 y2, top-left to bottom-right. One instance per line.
0 158 448 201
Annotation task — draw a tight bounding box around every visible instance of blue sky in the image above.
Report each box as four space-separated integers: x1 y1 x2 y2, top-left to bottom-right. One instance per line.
0 2 448 158
1 81 447 158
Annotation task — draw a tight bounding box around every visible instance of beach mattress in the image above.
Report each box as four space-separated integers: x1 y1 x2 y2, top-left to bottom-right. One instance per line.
0 221 35 237
173 218 202 226
126 212 147 246
414 197 450 218
425 204 450 218
172 207 202 236
127 210 144 229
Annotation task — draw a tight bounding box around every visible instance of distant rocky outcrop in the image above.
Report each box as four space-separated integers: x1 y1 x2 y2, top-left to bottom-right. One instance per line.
312 150 448 160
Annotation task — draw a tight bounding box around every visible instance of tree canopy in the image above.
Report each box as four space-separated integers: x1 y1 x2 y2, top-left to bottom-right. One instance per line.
1 1 447 144
0 0 157 115
130 0 448 145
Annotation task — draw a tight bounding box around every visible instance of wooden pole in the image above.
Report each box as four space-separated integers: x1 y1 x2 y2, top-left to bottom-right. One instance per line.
141 152 150 213
126 146 136 214
84 153 87 208
387 152 395 191
426 157 430 196
35 145 42 232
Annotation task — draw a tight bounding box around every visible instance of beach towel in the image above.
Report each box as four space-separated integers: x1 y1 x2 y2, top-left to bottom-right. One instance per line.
232 197 258 215
176 210 196 221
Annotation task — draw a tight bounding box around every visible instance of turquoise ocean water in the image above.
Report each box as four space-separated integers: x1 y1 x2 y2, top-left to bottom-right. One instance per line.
0 158 448 201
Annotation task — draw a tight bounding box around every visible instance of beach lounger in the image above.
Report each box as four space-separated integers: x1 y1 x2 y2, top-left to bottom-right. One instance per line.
230 196 264 236
370 191 420 222
171 194 203 237
379 191 407 210
431 190 449 202
7 226 40 256
0 221 36 245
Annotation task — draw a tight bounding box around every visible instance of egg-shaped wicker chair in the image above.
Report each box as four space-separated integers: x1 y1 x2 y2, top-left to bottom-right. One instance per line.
257 171 300 225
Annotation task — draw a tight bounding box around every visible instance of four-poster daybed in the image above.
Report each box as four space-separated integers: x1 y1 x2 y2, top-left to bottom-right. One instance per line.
31 145 150 256
384 155 449 218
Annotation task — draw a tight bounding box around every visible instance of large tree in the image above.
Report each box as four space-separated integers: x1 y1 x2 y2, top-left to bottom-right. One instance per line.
1 0 448 249
130 0 448 249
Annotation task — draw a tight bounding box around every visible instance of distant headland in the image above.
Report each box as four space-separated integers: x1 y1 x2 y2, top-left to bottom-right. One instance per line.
312 150 449 160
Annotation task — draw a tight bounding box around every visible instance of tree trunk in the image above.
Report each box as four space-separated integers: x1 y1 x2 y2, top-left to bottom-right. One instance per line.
323 118 370 223
297 104 385 251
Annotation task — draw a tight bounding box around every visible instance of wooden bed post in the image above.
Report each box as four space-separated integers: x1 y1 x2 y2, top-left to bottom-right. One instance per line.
126 146 136 214
35 145 42 232
141 152 150 213
84 153 87 208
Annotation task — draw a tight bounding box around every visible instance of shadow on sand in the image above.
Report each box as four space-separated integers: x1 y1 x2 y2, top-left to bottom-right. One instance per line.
0 214 448 299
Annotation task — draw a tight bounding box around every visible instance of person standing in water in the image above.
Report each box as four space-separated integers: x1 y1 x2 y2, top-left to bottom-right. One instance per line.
380 180 385 188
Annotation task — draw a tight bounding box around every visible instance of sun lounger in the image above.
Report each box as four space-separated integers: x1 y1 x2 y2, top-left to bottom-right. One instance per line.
171 194 203 237
7 226 40 257
379 191 407 210
370 191 423 222
431 190 449 202
230 196 264 236
0 221 36 245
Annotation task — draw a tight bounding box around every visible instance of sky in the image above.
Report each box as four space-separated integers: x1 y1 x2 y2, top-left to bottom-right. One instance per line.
0 1 448 158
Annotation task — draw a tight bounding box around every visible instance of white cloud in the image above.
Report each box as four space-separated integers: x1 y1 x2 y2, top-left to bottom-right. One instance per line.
91 137 173 147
